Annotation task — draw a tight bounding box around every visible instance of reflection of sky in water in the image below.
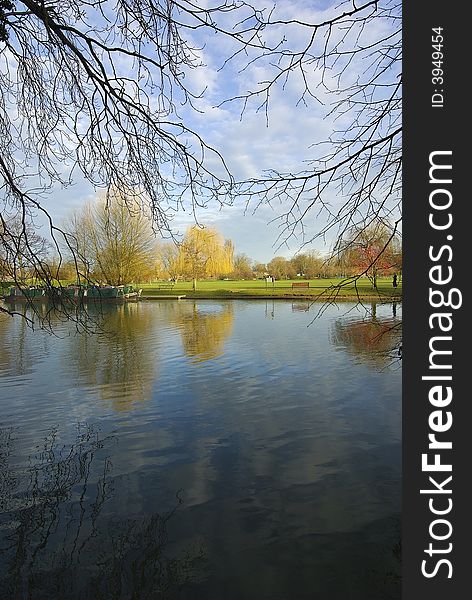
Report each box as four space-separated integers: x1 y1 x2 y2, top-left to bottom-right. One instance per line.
0 301 401 599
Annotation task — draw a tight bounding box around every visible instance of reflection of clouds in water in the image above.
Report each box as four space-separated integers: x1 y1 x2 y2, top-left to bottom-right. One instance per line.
1 300 401 599
291 300 311 313
159 303 402 548
0 424 205 599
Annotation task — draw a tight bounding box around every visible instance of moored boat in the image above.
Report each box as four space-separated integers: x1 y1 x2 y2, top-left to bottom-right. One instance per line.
3 284 142 303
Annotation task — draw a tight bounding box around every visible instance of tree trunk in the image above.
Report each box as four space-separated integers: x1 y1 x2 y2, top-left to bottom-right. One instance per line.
193 278 197 291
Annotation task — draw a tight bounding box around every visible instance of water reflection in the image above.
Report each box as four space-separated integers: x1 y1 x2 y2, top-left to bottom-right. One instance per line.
291 300 311 313
68 303 159 411
168 302 234 363
0 313 11 373
0 424 204 599
264 299 275 319
0 311 36 377
331 303 402 368
1 300 401 598
1 300 236 406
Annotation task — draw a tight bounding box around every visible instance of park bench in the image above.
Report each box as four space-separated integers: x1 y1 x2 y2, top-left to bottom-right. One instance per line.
292 282 310 289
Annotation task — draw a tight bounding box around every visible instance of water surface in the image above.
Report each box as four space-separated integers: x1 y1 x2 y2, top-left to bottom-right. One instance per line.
0 299 401 599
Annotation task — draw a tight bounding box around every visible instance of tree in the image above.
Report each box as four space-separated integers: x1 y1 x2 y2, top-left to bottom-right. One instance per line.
267 256 294 280
178 225 233 290
65 190 158 285
158 242 182 282
290 251 322 279
337 221 399 289
234 0 401 258
231 253 254 280
0 215 50 283
0 0 251 316
253 262 268 279
222 239 235 279
47 256 77 282
390 236 403 280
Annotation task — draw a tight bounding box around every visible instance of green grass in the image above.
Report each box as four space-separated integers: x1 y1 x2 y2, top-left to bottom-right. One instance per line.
137 277 402 300
2 277 402 301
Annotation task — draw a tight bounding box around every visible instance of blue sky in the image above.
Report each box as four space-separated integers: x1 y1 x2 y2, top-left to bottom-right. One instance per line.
25 0 397 264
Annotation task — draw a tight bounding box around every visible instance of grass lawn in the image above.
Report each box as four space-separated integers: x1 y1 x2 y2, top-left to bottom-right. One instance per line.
2 277 402 301
138 277 402 300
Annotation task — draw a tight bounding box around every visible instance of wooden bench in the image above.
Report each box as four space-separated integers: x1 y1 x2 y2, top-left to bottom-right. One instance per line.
292 282 310 289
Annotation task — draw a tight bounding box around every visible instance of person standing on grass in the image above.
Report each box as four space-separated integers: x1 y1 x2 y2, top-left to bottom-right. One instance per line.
392 273 398 288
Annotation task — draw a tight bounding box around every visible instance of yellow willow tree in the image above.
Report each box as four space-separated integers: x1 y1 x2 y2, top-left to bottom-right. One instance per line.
179 226 233 290
65 190 158 285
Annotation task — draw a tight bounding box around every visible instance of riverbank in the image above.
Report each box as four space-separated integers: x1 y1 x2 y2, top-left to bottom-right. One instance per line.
1 278 402 304
139 277 402 302
140 292 401 302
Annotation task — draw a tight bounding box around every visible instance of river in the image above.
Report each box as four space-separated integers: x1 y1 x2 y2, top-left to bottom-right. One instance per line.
0 299 401 599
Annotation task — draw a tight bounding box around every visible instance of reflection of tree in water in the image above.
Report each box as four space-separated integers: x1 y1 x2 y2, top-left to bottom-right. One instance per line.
170 303 234 363
331 303 402 369
0 302 76 378
71 303 158 411
0 313 10 372
0 424 204 599
1 302 58 375
0 308 36 376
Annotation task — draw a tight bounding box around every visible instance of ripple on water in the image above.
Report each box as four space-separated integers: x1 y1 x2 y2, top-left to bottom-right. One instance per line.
0 301 401 600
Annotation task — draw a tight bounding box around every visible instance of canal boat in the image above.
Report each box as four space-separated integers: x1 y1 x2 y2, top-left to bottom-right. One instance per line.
3 284 142 303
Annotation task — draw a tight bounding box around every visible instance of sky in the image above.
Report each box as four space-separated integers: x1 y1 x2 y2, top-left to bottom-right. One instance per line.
6 0 399 264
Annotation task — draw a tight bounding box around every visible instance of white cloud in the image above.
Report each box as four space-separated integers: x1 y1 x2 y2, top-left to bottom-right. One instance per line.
6 0 399 263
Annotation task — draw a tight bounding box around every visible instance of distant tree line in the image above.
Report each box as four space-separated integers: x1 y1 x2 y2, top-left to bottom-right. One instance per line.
1 192 401 290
